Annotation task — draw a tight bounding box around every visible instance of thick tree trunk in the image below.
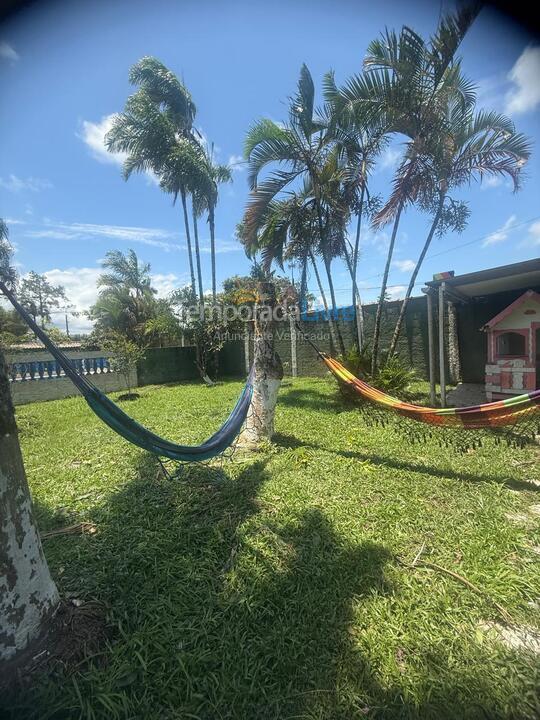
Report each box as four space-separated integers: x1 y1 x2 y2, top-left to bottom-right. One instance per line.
180 188 197 297
371 201 404 375
388 195 445 358
0 350 59 664
237 282 283 447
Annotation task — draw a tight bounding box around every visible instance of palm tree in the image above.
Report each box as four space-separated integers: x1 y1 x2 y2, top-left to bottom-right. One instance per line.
387 107 531 356
0 219 60 664
204 147 233 302
91 249 158 344
242 187 343 352
243 64 346 355
328 7 480 372
106 57 202 297
323 74 388 350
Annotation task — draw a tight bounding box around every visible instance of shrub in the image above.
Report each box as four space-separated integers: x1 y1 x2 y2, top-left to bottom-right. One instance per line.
338 345 416 398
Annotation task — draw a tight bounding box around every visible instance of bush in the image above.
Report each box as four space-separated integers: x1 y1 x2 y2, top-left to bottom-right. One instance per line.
338 345 416 398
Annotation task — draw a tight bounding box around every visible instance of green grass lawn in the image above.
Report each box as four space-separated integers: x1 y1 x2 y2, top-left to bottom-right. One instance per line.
4 377 540 719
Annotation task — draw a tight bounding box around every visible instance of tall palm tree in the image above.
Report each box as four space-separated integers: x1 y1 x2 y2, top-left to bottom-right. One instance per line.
204 148 233 302
328 7 480 372
323 74 388 350
243 64 346 355
106 57 203 297
387 106 531 356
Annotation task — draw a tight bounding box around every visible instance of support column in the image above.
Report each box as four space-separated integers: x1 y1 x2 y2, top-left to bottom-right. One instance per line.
426 291 436 406
447 301 461 384
438 283 446 408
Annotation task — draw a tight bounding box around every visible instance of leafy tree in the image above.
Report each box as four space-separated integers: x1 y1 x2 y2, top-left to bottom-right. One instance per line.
103 333 146 399
387 104 530 355
19 271 68 328
328 7 480 372
106 57 228 308
243 64 346 354
89 249 157 346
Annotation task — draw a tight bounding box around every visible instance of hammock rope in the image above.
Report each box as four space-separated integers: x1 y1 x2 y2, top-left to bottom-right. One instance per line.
295 322 540 431
0 280 253 462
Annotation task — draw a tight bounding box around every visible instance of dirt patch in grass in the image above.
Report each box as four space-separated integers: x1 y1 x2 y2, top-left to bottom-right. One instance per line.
1 599 109 695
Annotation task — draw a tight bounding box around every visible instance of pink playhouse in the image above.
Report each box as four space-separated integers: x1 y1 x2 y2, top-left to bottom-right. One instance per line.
483 289 540 401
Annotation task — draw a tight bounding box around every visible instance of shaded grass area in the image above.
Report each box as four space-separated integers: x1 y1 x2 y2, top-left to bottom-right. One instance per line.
3 377 540 719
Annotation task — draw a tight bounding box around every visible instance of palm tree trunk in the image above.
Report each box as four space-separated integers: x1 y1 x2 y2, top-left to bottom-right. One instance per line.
351 182 366 351
180 188 196 297
388 193 445 357
371 200 405 375
308 251 339 353
299 251 308 312
0 349 59 663
342 238 364 351
322 252 346 355
191 204 205 308
208 206 217 303
314 197 346 355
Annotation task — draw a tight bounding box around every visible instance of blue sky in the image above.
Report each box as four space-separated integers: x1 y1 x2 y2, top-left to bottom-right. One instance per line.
1 0 539 333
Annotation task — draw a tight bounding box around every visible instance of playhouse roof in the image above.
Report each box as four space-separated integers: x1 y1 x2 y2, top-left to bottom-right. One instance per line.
481 289 540 330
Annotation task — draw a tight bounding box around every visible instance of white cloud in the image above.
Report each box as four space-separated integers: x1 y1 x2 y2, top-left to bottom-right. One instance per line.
482 215 517 247
79 115 126 167
79 115 159 184
526 220 540 247
26 221 183 252
36 267 187 333
0 41 19 63
505 46 540 115
40 267 102 334
387 285 406 300
4 217 26 226
228 154 245 172
393 259 416 273
481 175 503 190
151 272 184 297
378 147 401 172
198 238 241 254
0 175 53 193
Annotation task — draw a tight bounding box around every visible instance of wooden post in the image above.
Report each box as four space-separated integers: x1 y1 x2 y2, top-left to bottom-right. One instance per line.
289 313 297 377
426 291 436 406
438 283 446 408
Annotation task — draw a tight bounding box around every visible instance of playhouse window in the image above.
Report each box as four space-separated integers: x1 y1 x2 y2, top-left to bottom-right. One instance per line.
496 331 526 357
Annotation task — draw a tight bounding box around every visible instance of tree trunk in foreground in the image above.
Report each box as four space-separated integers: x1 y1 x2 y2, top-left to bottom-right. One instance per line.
237 282 283 447
0 349 59 664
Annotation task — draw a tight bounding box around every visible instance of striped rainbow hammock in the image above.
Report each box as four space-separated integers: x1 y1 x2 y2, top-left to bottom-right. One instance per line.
321 354 540 430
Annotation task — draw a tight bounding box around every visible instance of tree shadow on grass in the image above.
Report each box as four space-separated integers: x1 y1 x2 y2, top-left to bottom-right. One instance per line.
7 450 538 719
273 432 539 493
278 387 347 414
